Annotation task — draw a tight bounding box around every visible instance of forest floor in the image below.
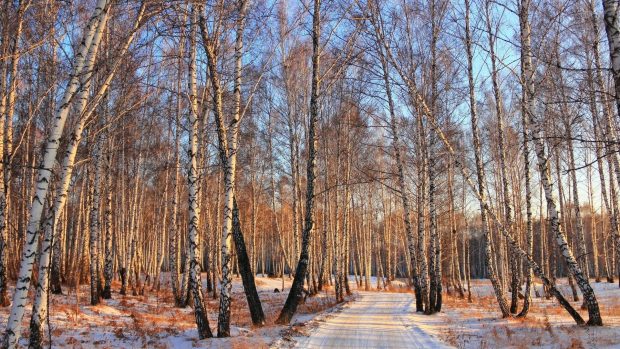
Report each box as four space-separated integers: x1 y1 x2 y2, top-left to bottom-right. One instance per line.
0 275 343 348
0 276 618 348
429 278 620 349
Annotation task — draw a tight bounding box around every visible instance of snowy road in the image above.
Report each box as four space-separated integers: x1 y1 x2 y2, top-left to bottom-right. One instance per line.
294 292 453 349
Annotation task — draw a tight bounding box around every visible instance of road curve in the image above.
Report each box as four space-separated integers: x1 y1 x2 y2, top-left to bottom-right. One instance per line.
294 292 452 349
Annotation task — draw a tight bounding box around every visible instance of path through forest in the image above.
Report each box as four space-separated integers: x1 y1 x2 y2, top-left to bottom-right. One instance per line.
294 292 453 349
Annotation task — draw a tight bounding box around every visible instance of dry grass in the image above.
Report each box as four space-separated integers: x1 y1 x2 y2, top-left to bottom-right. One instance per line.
425 279 620 349
567 338 585 349
230 339 270 349
382 284 414 293
600 294 620 317
298 295 338 314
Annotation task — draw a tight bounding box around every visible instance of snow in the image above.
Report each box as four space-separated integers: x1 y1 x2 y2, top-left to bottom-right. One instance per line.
0 275 339 348
431 279 620 349
293 292 452 349
1 276 619 348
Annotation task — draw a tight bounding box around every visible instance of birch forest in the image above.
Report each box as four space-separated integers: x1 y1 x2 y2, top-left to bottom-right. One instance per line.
0 0 620 348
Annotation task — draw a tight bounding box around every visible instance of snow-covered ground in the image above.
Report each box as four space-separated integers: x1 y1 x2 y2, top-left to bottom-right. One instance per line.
293 291 452 349
0 275 340 348
282 277 620 349
0 276 618 348
425 279 620 349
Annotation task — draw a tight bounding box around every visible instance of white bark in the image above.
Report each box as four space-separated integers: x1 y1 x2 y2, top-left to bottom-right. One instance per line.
199 0 248 336
367 0 424 310
0 1 28 307
603 0 620 116
0 11 10 309
102 138 114 298
597 0 620 278
466 0 509 317
527 59 602 325
29 7 144 336
89 138 104 305
187 6 212 338
517 0 534 317
376 1 584 323
2 1 110 346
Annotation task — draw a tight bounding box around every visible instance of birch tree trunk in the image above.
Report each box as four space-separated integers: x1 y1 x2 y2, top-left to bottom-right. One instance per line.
170 21 185 306
342 116 352 296
2 1 110 346
276 0 321 324
428 0 442 313
187 7 212 338
603 0 620 117
89 135 105 306
595 0 620 285
566 123 589 281
287 119 301 268
517 0 534 318
318 136 329 290
417 118 429 312
465 0 510 318
527 39 603 328
231 198 265 325
198 0 263 335
484 0 520 314
367 0 425 311
332 135 343 301
0 4 10 308
102 136 114 299
0 0 28 307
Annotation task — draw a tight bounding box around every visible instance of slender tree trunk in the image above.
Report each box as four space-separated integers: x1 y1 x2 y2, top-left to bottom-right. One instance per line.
333 132 343 301
169 22 185 306
89 135 104 306
369 0 424 308
276 0 321 324
596 0 620 286
3 2 110 346
417 118 429 312
465 0 510 318
603 0 620 118
232 198 266 325
528 56 602 326
102 134 114 298
0 0 28 307
342 118 352 296
0 12 9 306
187 7 212 339
318 139 329 291
485 0 519 314
517 0 534 317
427 0 442 314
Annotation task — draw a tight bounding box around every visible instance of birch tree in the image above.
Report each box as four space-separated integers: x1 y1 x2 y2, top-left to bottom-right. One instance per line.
603 0 620 117
187 6 212 338
276 0 321 324
198 0 265 335
484 0 520 314
517 0 534 318
465 0 510 317
2 1 110 346
526 14 603 327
